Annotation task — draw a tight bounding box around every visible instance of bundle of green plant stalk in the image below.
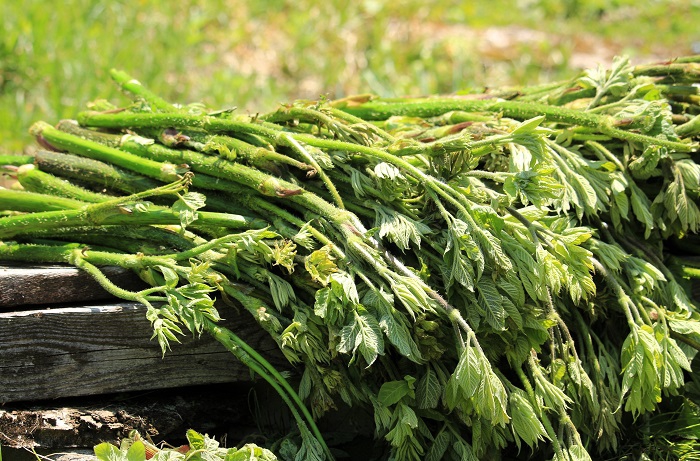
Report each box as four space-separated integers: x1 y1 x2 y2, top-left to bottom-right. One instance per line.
2 56 700 461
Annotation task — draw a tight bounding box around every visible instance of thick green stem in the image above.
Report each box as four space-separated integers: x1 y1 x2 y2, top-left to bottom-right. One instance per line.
110 69 178 113
0 189 86 212
31 121 180 183
278 132 345 209
194 133 316 174
683 266 700 279
334 97 695 151
0 155 35 166
34 149 164 195
0 200 262 239
16 164 111 203
677 114 700 138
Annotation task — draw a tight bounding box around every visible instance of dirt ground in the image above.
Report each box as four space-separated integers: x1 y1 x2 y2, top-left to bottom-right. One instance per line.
0 382 264 454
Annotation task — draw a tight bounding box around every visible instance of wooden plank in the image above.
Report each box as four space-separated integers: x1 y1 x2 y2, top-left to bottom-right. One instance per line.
0 264 145 308
0 302 286 403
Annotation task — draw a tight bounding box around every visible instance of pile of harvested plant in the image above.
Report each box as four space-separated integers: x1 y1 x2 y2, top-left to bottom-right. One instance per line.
2 56 700 461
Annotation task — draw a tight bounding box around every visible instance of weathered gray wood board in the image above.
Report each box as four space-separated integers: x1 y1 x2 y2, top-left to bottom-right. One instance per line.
0 265 286 403
0 264 145 308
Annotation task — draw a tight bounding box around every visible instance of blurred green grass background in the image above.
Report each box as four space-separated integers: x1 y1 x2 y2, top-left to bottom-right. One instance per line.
1 0 698 153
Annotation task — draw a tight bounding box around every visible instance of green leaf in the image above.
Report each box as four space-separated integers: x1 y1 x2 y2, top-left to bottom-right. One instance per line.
629 145 664 180
578 55 632 107
662 168 700 233
415 368 441 409
337 306 384 366
266 271 296 311
424 427 451 461
156 265 179 288
445 346 480 411
512 116 546 135
378 376 415 407
313 287 336 323
629 182 655 238
451 439 478 461
126 441 146 461
304 245 337 286
94 443 126 461
370 394 393 434
677 159 700 191
365 287 423 362
374 204 431 250
477 278 506 331
501 297 523 330
509 389 548 450
172 191 206 228
386 272 436 318
443 223 478 291
224 445 279 461
474 355 510 426
619 326 663 416
384 403 423 461
473 225 512 272
152 451 186 461
564 444 593 461
533 361 573 413
292 222 317 250
294 421 325 461
331 271 360 304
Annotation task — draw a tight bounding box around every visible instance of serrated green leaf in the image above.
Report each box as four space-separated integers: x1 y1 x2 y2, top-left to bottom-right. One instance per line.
566 444 593 461
386 272 436 317
331 271 359 304
451 437 478 461
424 428 451 461
364 286 424 362
629 182 655 238
450 346 480 403
477 278 506 331
225 444 279 461
475 355 510 426
415 368 441 409
502 297 523 330
378 377 414 407
374 204 431 250
444 227 476 291
578 55 632 108
533 361 573 413
619 327 663 416
509 389 548 450
172 192 206 228
157 265 179 288
266 271 295 311
629 145 664 180
337 307 384 366
294 421 325 461
305 245 337 286
677 159 700 191
292 222 317 250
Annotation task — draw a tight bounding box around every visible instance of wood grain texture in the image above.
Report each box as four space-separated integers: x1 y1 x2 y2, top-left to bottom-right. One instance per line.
0 264 146 308
0 302 287 403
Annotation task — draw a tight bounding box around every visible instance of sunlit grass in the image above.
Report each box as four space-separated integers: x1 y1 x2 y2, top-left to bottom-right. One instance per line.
1 0 698 152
